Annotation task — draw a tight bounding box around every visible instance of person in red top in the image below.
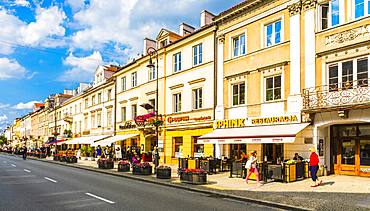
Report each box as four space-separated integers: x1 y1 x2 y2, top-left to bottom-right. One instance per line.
309 148 322 187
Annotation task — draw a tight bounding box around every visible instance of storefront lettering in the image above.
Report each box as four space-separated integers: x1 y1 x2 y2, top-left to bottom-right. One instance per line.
215 118 245 129
167 116 212 123
251 115 298 125
119 121 136 129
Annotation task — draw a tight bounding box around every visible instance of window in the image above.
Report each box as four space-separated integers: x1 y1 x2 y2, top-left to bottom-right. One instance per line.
232 83 245 106
107 89 112 101
354 0 370 18
91 113 96 128
122 76 127 91
192 88 203 109
331 0 340 26
173 93 182 113
174 52 182 72
97 112 102 128
85 99 88 108
121 107 126 122
357 58 368 86
232 34 246 57
193 43 203 65
193 136 204 158
265 20 281 47
131 72 137 87
320 3 329 29
107 110 112 127
342 61 353 89
79 103 82 113
98 93 102 104
173 137 183 158
149 99 156 112
149 63 156 81
319 0 343 30
92 96 95 105
329 64 339 91
265 75 282 101
131 104 137 120
160 40 168 48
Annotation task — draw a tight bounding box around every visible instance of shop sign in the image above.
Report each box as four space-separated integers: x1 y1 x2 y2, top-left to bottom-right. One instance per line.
360 168 370 173
214 118 246 129
251 115 299 125
119 121 136 130
167 116 212 123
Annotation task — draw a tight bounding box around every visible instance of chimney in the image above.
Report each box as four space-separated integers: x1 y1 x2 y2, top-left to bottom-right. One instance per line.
143 38 156 55
179 23 195 37
200 10 215 27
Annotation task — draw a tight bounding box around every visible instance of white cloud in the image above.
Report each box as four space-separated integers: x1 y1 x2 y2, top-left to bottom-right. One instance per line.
0 103 10 109
0 58 27 80
14 0 30 7
66 0 86 12
0 6 66 54
59 51 103 82
12 101 40 110
0 114 8 122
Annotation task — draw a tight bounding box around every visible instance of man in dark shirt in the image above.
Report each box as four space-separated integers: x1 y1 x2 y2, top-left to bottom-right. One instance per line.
293 153 304 161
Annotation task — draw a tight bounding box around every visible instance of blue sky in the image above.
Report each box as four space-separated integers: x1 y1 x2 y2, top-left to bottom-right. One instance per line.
0 0 242 131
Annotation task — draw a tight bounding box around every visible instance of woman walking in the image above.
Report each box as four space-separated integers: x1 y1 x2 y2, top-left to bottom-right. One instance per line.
245 150 261 185
309 148 322 187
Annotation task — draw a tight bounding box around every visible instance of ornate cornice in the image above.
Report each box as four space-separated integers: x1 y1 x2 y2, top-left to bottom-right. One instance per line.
325 25 370 45
288 1 302 16
218 34 225 44
302 0 316 11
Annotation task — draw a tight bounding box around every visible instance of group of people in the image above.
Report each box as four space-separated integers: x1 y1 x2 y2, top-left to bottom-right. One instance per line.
243 148 322 187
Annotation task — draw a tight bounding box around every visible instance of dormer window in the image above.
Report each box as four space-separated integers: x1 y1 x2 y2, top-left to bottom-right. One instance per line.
160 40 168 48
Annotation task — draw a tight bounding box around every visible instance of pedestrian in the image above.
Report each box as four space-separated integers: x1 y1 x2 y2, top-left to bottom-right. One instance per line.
309 148 322 187
240 151 248 179
76 148 81 160
293 152 304 161
22 145 27 160
96 145 102 159
115 146 122 161
245 150 261 185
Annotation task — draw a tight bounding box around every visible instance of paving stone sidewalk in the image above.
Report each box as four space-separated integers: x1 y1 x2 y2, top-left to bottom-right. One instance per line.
45 157 370 210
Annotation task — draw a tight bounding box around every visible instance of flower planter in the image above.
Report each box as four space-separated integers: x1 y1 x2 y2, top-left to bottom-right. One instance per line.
156 168 171 179
179 169 207 185
66 156 78 163
118 163 130 172
133 166 152 175
97 159 114 169
53 155 60 161
59 156 66 162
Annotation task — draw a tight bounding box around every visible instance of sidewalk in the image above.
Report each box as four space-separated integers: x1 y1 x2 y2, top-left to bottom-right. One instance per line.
43 157 370 210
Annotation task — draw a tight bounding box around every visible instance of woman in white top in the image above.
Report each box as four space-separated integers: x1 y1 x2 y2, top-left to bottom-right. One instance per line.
115 146 122 161
245 150 261 185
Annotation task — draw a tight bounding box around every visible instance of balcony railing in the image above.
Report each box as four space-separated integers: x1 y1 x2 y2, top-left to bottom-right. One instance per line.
302 78 370 112
63 113 73 122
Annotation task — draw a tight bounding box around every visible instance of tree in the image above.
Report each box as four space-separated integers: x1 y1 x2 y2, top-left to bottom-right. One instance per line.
0 135 7 146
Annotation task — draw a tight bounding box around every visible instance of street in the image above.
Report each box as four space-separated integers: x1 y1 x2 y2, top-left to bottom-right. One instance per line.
0 154 280 211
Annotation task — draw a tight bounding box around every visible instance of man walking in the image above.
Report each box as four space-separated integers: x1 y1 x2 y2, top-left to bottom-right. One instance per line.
22 145 27 160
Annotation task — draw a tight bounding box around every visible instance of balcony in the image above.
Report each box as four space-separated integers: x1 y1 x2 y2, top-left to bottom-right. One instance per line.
302 78 370 112
63 113 73 123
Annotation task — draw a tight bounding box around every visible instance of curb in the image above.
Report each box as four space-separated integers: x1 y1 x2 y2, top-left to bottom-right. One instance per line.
8 154 311 211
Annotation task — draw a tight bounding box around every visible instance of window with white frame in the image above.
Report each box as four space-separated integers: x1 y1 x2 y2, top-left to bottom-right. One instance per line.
85 99 88 108
173 93 182 113
232 83 245 106
265 20 282 47
193 43 203 66
233 34 246 57
173 52 182 72
121 106 126 122
92 96 95 105
91 113 96 128
97 112 102 128
192 88 203 109
131 72 137 87
319 0 340 30
84 116 88 130
354 0 370 19
327 57 369 90
265 75 282 101
107 110 112 127
122 76 127 91
149 63 156 81
98 93 102 104
131 104 137 120
107 89 112 101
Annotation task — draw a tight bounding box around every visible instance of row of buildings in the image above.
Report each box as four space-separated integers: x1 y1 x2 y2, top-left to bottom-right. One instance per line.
3 0 370 177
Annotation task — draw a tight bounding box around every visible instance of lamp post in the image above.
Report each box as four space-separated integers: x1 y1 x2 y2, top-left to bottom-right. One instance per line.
49 97 58 155
146 47 159 171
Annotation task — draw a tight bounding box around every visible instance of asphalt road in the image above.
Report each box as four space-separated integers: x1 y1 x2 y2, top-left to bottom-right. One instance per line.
0 154 281 211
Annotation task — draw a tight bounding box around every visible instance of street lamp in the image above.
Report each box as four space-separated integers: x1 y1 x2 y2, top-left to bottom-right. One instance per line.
48 97 58 155
146 47 159 172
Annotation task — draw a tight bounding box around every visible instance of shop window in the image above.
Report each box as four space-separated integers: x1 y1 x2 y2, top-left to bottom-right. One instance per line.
232 83 245 106
173 137 183 158
173 52 182 72
173 93 182 113
357 58 368 87
265 20 281 47
359 124 370 136
341 139 356 165
232 34 246 57
360 139 370 166
265 75 281 101
193 43 203 66
192 88 202 110
193 136 204 158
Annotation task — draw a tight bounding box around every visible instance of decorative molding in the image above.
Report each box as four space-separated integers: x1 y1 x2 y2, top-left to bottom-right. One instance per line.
129 97 138 101
302 0 316 11
95 108 102 111
188 78 206 85
218 34 225 44
145 90 156 96
325 25 370 46
169 84 184 90
119 100 128 104
105 105 113 109
288 1 301 16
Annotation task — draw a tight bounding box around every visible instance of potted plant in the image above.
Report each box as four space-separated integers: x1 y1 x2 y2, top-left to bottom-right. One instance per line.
179 168 207 184
132 162 152 175
156 165 171 179
87 146 95 161
53 153 60 161
97 158 114 169
80 146 88 160
118 160 130 172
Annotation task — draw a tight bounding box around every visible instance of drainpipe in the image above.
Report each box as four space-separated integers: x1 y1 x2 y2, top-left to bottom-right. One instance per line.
113 78 117 136
213 26 218 120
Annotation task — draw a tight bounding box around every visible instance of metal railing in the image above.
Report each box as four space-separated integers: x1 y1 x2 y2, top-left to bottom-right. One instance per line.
303 78 370 111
